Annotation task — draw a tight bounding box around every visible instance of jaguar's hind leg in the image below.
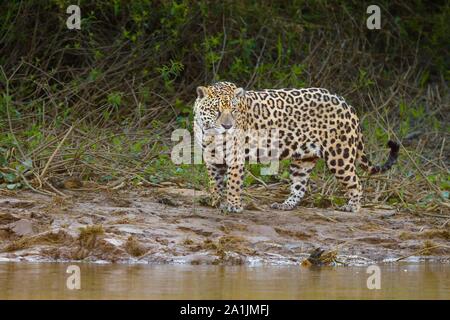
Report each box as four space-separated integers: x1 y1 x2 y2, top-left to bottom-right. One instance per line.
336 171 362 212
271 158 316 210
325 154 362 212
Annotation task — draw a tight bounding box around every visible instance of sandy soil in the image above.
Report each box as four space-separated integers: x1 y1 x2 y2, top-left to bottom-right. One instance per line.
0 187 448 266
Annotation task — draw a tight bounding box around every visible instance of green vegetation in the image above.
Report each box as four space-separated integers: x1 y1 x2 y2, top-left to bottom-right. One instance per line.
0 1 448 213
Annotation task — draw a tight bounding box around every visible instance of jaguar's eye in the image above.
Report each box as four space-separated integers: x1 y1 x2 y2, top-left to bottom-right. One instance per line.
216 111 222 119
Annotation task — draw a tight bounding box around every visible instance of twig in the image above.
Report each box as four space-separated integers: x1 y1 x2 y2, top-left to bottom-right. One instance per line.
245 169 268 189
396 244 450 262
18 172 55 197
40 125 73 179
44 180 67 197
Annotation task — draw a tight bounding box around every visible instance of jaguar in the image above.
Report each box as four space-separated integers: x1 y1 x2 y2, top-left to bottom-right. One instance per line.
193 81 399 213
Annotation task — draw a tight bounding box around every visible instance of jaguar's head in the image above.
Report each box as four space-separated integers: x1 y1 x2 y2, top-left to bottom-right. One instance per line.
193 81 246 135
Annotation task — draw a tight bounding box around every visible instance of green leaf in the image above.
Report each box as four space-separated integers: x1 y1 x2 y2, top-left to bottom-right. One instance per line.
6 183 21 190
4 173 16 183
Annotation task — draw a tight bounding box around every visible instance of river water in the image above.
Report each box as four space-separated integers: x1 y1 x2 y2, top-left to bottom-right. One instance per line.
0 262 448 299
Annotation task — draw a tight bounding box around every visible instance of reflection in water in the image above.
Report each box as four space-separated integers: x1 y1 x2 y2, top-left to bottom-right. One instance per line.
0 263 449 299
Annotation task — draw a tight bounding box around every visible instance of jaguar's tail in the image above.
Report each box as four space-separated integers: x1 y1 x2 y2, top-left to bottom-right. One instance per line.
358 140 400 174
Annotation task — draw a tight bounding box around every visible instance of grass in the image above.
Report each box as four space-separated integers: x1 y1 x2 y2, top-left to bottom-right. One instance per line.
399 229 450 241
124 236 147 257
2 230 71 252
78 225 104 249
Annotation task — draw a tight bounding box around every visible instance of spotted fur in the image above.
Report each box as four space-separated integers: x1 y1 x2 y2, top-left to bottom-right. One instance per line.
194 82 399 213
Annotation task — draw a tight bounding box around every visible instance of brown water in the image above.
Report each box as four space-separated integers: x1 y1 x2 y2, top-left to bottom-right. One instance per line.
0 262 449 299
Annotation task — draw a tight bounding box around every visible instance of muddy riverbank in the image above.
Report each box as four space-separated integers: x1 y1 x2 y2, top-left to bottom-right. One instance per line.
0 188 448 265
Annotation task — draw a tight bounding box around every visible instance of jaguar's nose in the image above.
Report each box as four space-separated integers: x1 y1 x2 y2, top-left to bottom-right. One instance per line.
222 124 232 130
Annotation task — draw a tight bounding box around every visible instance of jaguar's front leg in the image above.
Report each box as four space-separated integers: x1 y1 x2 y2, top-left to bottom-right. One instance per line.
205 162 227 207
221 162 244 213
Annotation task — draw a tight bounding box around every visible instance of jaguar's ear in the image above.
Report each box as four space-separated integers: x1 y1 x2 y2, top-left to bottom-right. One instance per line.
234 87 246 99
196 86 208 99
